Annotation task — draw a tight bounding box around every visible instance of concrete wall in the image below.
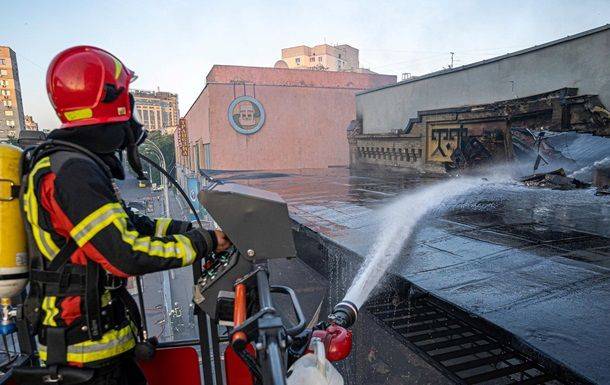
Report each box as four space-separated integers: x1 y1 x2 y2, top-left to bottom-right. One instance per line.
207 83 361 170
183 65 396 171
357 26 610 134
185 89 210 145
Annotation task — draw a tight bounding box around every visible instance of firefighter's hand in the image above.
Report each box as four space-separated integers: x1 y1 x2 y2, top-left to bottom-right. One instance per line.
213 230 232 253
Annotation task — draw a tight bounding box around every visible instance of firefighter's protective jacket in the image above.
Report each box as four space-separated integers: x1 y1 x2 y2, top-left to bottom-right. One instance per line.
23 150 213 366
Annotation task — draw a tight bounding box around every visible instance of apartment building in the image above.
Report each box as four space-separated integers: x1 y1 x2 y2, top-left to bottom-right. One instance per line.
0 46 25 139
278 44 360 71
132 89 179 134
24 115 38 130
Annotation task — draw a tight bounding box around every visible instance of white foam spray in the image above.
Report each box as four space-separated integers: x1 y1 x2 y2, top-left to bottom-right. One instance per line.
343 174 510 309
568 156 610 181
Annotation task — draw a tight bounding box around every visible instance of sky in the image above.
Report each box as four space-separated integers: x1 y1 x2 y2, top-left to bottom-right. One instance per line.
3 0 610 130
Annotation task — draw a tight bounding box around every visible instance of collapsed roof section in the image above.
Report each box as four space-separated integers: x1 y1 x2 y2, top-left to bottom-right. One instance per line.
348 88 610 175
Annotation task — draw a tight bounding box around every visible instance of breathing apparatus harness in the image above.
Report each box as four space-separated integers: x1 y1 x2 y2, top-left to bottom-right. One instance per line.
19 139 145 368
12 119 213 384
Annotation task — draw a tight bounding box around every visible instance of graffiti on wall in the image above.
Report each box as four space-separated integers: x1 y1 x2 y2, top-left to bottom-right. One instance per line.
426 125 466 162
228 96 266 135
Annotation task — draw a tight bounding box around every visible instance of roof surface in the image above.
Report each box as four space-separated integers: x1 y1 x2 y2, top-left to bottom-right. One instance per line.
212 166 610 383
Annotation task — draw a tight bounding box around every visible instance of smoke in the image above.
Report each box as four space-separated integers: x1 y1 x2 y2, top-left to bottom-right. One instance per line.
568 156 610 182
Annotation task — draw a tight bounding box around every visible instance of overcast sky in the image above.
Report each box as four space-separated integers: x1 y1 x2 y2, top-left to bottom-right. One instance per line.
4 0 610 129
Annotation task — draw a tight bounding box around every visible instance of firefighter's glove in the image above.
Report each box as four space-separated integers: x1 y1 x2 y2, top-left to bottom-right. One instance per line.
194 228 232 257
212 229 232 253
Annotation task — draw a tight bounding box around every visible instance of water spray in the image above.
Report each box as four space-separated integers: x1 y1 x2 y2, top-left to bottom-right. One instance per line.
325 173 513 336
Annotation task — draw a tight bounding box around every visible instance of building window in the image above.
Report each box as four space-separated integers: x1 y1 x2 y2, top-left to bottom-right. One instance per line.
0 69 7 76
193 144 200 170
0 80 7 87
2 100 11 107
4 110 13 116
295 58 301 65
338 54 342 59
0 89 10 96
318 56 322 62
203 143 211 169
0 59 4 65
6 120 15 127
309 57 315 62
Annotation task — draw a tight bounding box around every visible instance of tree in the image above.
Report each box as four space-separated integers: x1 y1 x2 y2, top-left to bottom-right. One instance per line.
143 131 176 186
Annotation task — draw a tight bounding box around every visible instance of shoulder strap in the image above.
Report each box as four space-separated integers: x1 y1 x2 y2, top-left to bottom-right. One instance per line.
21 139 113 181
46 240 78 272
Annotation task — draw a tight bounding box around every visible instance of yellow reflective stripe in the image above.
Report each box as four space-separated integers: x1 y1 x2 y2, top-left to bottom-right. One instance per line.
64 108 93 122
112 57 122 80
113 217 196 266
101 290 111 307
154 218 172 237
25 158 50 226
38 323 136 363
174 234 196 265
33 227 59 261
70 203 126 246
41 296 58 327
24 158 60 261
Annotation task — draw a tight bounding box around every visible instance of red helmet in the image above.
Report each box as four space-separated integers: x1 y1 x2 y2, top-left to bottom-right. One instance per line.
46 46 136 129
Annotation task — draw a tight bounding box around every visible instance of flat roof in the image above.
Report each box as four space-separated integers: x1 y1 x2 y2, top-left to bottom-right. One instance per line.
207 167 610 384
357 24 610 97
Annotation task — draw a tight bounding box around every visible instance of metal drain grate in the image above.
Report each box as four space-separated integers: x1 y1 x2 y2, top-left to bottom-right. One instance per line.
366 294 574 385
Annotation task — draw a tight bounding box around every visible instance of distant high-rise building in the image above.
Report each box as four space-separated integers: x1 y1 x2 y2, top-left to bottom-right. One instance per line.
132 89 179 134
0 46 25 140
278 44 363 72
24 115 38 131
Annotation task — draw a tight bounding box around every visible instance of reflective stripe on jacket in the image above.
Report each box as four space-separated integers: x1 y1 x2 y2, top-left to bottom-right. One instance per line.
23 151 212 366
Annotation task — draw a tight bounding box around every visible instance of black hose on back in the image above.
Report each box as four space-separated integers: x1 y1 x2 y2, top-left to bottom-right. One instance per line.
139 153 203 229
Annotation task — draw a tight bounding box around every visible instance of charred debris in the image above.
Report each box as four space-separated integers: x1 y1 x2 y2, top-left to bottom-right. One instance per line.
349 88 610 192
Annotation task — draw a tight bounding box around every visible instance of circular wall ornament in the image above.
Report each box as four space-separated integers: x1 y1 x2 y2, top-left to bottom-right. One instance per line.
227 96 265 135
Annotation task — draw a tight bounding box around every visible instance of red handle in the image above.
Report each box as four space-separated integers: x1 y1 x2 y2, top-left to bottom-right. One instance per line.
311 325 353 361
232 283 247 346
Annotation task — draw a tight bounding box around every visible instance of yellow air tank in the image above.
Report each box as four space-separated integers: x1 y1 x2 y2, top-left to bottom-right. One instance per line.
0 144 27 334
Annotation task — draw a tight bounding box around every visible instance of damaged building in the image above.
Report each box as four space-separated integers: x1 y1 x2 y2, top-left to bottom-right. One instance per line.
349 24 610 175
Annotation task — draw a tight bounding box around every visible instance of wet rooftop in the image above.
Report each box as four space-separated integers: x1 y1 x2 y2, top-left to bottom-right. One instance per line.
210 167 610 384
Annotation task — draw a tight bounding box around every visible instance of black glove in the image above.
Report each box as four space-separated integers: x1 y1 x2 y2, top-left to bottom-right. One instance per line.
192 227 217 256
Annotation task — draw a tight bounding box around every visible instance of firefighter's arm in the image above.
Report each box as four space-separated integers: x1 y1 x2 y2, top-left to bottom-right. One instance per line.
125 206 192 237
53 159 215 277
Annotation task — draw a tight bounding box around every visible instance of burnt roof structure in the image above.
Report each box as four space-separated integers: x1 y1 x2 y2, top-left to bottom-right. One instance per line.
349 88 610 174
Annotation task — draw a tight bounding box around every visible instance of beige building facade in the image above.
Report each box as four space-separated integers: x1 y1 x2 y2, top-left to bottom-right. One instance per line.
177 65 395 177
24 115 38 131
279 44 360 72
0 46 25 140
132 89 179 133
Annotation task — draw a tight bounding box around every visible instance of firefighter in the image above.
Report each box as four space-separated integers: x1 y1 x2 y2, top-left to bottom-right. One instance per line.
17 46 230 384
